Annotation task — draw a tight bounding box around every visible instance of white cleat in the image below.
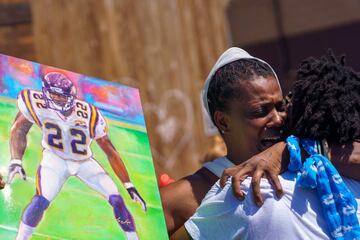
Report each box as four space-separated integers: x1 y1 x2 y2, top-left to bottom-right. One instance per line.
16 221 35 240
124 231 139 240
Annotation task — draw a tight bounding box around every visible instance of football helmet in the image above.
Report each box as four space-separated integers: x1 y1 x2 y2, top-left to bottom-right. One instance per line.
42 72 77 112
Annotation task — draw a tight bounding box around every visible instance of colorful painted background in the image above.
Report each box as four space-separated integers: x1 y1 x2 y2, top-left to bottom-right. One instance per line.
0 54 144 126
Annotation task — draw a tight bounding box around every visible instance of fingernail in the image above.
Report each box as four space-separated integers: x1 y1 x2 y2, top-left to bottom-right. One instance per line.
237 195 245 201
277 190 284 199
256 200 263 207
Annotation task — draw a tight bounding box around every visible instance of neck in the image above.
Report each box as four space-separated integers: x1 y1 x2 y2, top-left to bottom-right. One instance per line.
328 140 360 163
61 109 72 117
327 140 360 179
226 148 248 165
223 137 250 165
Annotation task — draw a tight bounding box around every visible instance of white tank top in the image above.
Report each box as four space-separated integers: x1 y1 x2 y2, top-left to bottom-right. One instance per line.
186 157 360 240
202 156 234 177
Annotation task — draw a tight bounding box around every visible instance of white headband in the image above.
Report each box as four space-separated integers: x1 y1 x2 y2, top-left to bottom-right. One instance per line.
202 47 280 117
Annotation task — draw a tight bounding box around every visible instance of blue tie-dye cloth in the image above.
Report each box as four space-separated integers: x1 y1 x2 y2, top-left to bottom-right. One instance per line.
286 135 360 240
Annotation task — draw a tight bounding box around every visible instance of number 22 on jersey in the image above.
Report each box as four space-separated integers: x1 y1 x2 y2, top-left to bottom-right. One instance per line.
44 122 88 155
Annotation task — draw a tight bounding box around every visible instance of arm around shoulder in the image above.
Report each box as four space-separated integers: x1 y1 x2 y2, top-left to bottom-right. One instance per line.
160 167 218 235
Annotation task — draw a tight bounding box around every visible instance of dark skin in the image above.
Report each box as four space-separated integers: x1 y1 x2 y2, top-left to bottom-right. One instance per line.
217 76 286 165
10 112 33 160
162 75 360 236
162 76 287 235
220 141 360 201
330 141 360 179
161 167 218 235
220 141 289 206
220 118 360 205
96 135 131 183
50 92 69 108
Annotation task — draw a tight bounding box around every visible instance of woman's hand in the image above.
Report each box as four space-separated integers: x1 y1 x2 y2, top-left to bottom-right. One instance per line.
220 141 288 206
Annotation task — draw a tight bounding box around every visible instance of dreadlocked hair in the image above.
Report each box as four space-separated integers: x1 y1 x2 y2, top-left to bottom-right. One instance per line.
207 58 276 124
290 50 360 143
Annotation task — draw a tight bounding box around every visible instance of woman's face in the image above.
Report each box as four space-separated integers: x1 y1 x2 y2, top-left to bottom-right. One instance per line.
223 75 287 160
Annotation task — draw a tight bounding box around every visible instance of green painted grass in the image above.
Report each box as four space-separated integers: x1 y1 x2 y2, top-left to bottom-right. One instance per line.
0 99 168 240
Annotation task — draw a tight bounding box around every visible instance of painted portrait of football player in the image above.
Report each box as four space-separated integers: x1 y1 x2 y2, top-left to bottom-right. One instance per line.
7 72 146 240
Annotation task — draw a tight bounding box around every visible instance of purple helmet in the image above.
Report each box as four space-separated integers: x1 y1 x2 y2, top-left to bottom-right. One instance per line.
42 72 77 112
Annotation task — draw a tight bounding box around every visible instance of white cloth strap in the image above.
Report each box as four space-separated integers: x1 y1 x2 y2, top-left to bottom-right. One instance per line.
203 156 235 178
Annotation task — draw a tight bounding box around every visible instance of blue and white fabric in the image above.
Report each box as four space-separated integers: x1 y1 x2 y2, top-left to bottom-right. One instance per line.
286 135 360 240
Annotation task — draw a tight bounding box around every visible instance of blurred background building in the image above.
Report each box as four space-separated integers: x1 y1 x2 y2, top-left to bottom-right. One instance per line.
0 0 359 179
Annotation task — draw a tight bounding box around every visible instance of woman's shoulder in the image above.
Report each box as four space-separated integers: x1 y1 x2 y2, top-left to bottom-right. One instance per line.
342 177 360 199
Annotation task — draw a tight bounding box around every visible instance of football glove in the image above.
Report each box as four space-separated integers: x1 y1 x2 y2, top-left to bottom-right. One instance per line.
7 159 26 184
125 182 147 212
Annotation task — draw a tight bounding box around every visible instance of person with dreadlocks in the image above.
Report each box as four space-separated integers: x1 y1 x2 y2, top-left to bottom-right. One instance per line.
185 50 360 240
161 48 360 236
